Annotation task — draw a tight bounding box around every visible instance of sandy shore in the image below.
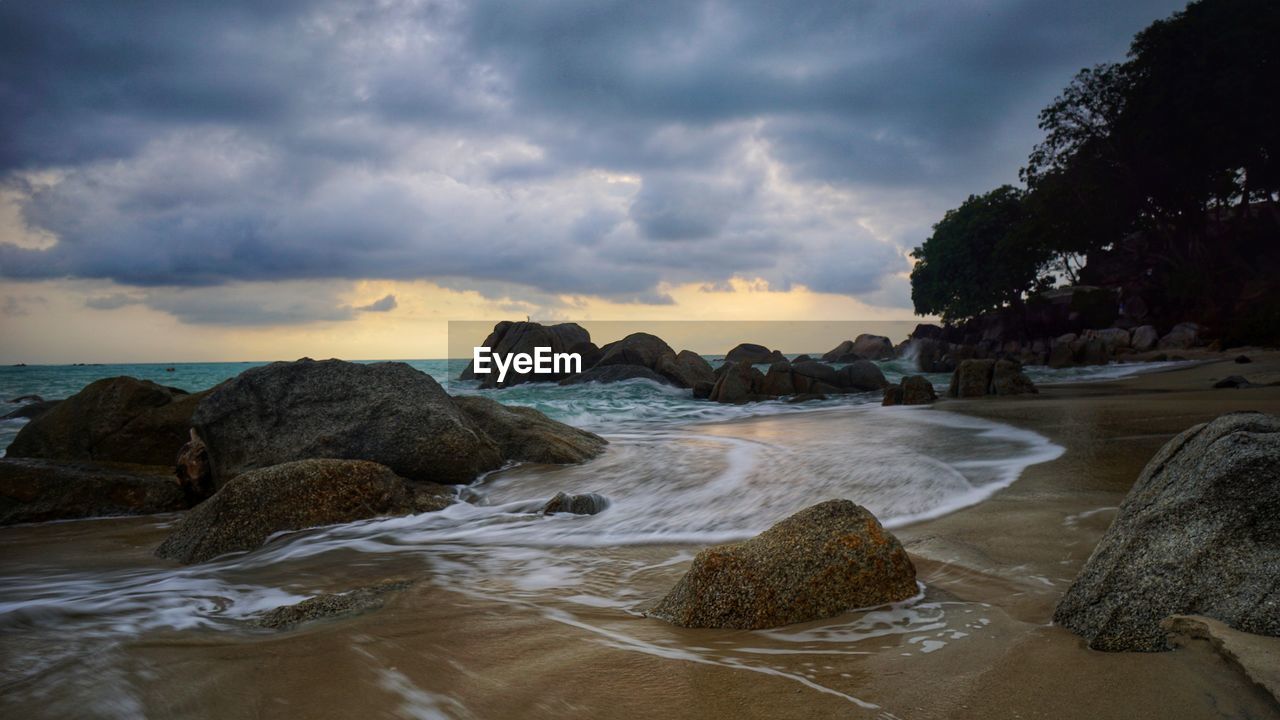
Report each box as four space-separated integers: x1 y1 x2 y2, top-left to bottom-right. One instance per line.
4 354 1280 719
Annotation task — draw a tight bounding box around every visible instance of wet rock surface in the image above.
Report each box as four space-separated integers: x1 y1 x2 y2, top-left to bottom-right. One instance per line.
255 579 415 630
541 492 609 515
0 458 189 525
648 499 917 629
453 396 606 465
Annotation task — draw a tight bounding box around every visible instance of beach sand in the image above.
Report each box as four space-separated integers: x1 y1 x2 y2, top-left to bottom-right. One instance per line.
4 355 1280 719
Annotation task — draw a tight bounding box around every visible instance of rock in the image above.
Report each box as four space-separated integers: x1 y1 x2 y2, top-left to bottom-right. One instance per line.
7 394 43 403
1053 412 1280 651
821 340 860 363
569 341 603 371
910 323 946 341
991 360 1038 396
597 332 680 373
708 361 765 404
5 377 204 466
174 429 213 504
191 359 502 488
461 321 591 388
657 350 715 389
907 338 954 373
648 500 917 629
1088 328 1131 351
1131 325 1159 352
790 361 843 391
1 399 61 420
558 364 674 386
758 361 796 397
791 354 813 363
948 359 996 398
0 458 189 525
1047 342 1076 369
542 492 609 515
453 396 606 464
883 375 937 406
725 343 786 365
850 334 895 361
837 360 889 392
1213 375 1253 389
256 580 414 630
1158 322 1203 350
692 381 715 400
1235 355 1253 364
156 459 448 564
1076 338 1110 366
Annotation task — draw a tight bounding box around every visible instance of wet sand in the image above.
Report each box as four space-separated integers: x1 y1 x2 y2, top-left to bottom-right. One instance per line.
4 354 1280 719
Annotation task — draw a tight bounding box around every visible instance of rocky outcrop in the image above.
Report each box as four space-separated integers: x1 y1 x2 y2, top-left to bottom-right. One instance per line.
724 343 786 365
155 459 449 564
648 500 917 629
542 492 609 515
5 377 206 466
597 332 679 373
0 458 189 525
191 359 502 488
461 321 591 388
255 579 414 630
883 376 937 406
708 361 766 404
821 340 861 363
948 359 1037 398
821 334 894 362
1131 325 1159 352
1157 322 1203 350
453 396 606 465
706 358 888 405
1054 412 1280 651
558 364 673 386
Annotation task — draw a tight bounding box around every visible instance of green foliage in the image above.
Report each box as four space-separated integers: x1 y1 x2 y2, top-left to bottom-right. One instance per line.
909 186 1050 323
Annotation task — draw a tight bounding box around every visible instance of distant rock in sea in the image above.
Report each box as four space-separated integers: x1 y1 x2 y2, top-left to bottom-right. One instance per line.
1054 412 1280 651
648 499 917 629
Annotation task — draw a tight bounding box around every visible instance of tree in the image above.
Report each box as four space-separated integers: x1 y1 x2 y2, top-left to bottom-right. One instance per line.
909 186 1049 323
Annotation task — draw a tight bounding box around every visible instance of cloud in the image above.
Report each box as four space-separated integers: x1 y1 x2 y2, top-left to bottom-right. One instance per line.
356 294 397 312
0 0 1189 323
85 293 143 310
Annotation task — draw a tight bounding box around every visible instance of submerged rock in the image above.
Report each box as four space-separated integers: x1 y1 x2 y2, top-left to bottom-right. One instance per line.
1054 412 1280 651
0 458 189 525
192 359 502 488
6 377 206 466
542 492 609 515
648 500 917 629
255 579 414 630
156 459 449 564
453 396 606 465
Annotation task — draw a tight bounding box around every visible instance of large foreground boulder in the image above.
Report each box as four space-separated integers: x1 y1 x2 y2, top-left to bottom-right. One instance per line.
1054 412 1280 651
0 458 190 525
156 459 449 564
648 500 918 629
6 377 206 466
191 359 502 488
453 396 606 465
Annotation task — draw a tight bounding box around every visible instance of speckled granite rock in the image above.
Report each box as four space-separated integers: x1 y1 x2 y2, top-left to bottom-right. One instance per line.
453 396 606 465
191 359 502 487
648 499 917 629
1054 412 1280 651
0 458 189 525
255 580 414 630
155 459 451 564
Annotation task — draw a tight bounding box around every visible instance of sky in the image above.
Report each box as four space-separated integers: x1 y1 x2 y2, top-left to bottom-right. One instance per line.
0 0 1186 362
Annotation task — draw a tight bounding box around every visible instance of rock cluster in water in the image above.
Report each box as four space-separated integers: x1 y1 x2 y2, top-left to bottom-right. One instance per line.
882 375 938 406
1054 412 1280 651
947 359 1038 398
648 499 917 629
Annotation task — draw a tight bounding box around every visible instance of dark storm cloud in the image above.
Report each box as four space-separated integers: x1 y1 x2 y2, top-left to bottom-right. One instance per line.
0 0 1187 320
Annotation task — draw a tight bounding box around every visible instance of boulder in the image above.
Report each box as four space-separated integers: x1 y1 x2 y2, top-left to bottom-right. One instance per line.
648 500 917 629
597 332 680 373
821 340 860 363
907 338 954 373
174 429 213 504
691 381 715 399
6 377 205 466
708 361 765 404
910 323 946 341
1053 412 1280 651
191 359 502 487
1088 328 1131 351
542 492 609 515
850 334 895 361
156 459 450 564
991 360 1039 396
838 360 889 392
453 396 606 464
657 350 715 389
791 354 813 363
1234 355 1253 364
1076 338 1110 366
1158 322 1203 350
569 340 603 371
883 375 937 406
559 364 674 386
256 579 414 630
1212 376 1253 389
790 361 843 391
0 458 190 525
758 361 796 397
1131 325 1159 352
725 343 786 365
461 321 591 388
948 359 996 398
